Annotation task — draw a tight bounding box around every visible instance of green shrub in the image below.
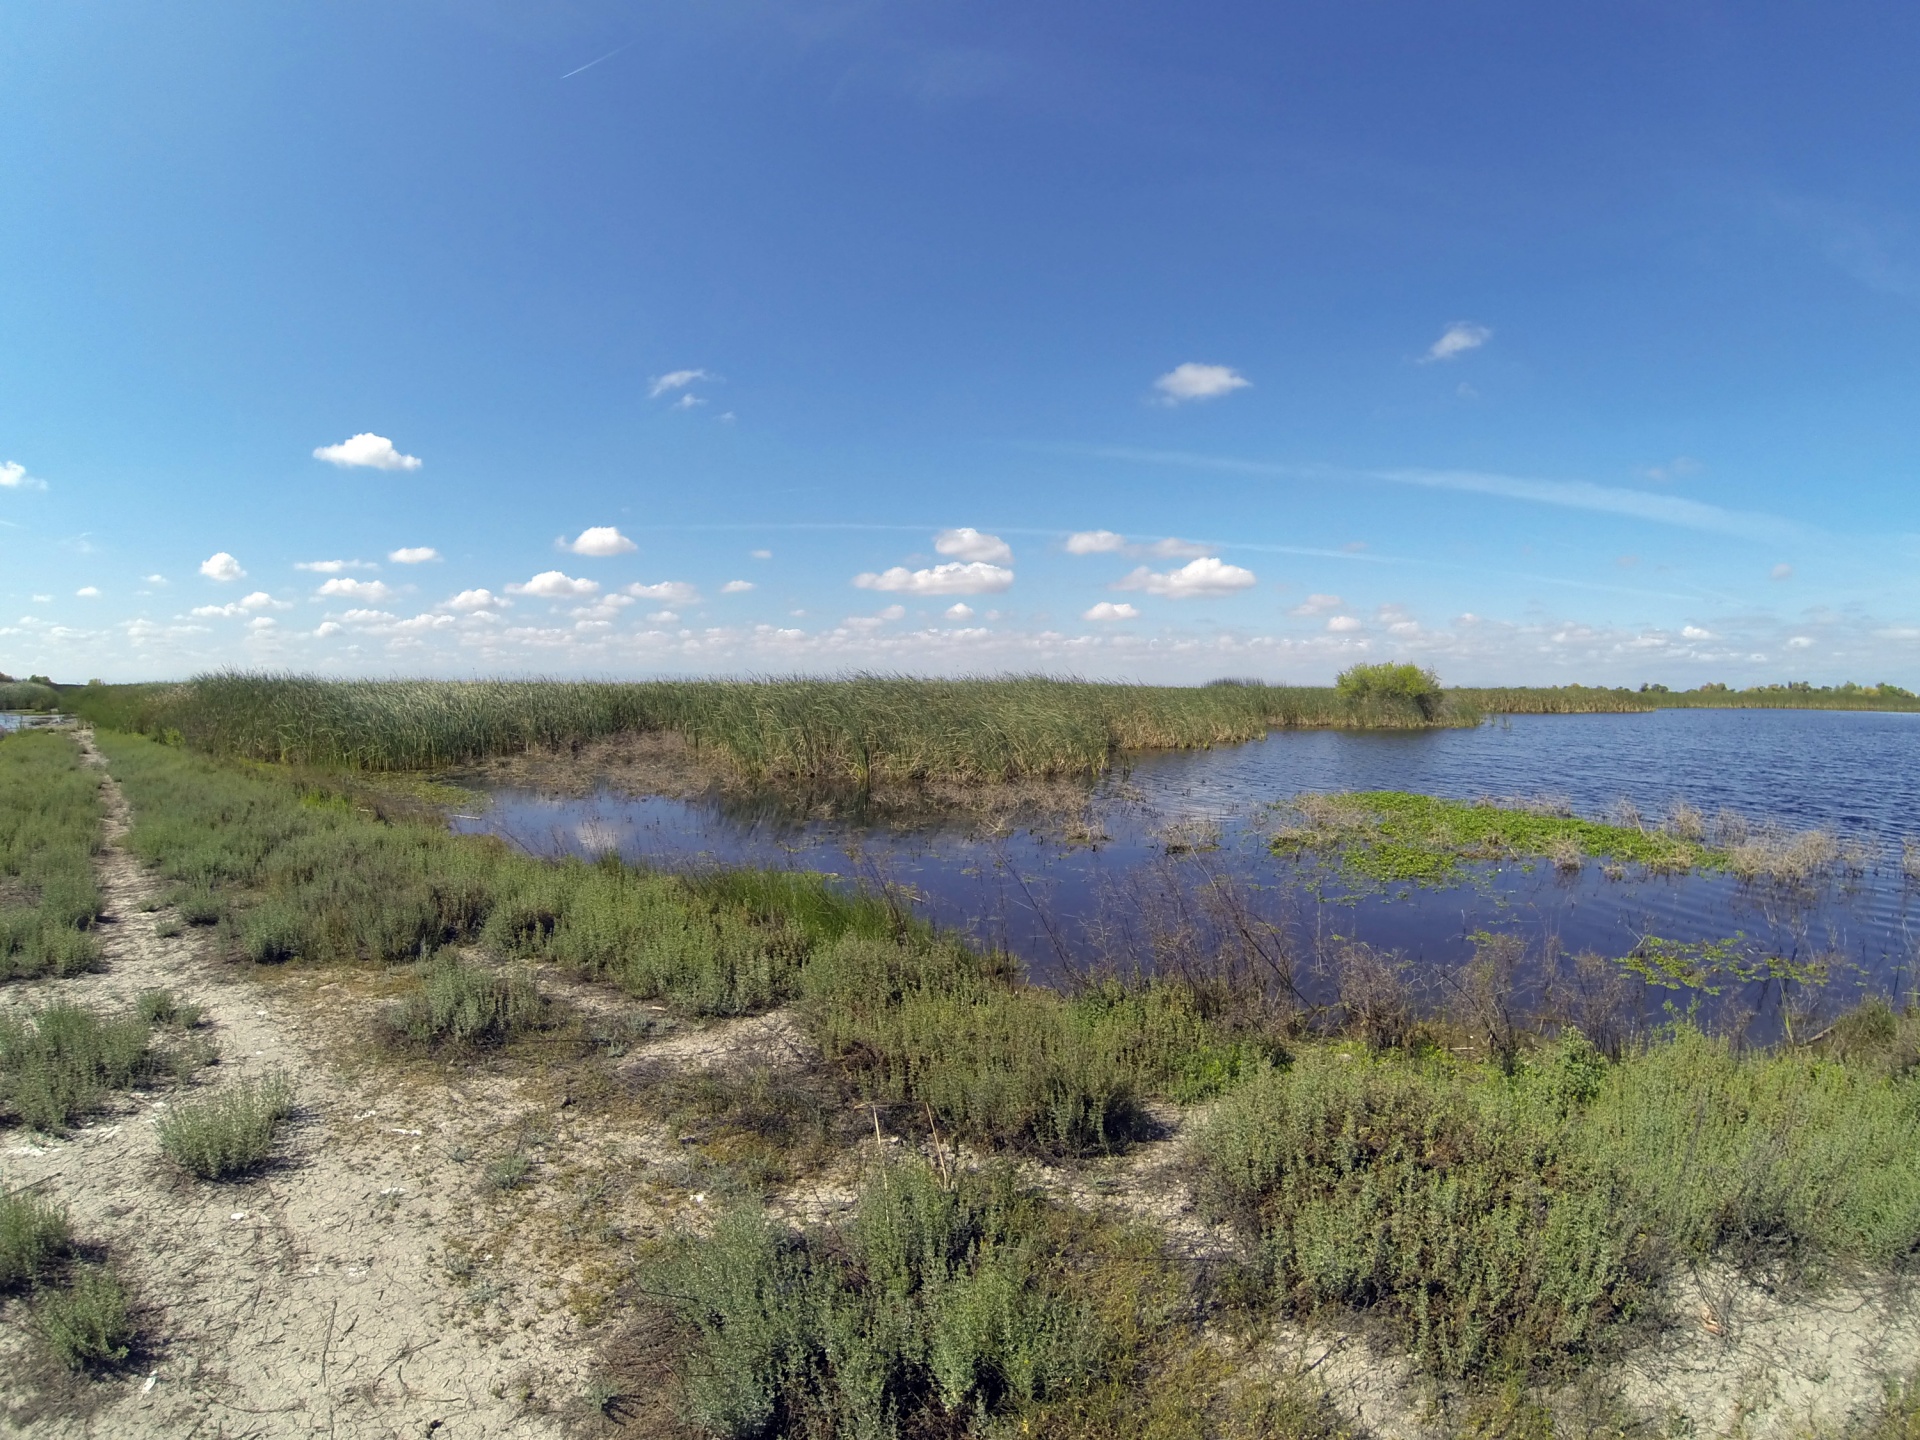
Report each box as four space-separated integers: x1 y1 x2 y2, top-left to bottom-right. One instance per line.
158 1074 294 1180
0 1002 157 1131
0 1189 72 1291
1335 662 1447 722
34 1263 134 1370
386 956 547 1047
135 988 203 1029
1195 1040 1644 1379
662 1161 1171 1438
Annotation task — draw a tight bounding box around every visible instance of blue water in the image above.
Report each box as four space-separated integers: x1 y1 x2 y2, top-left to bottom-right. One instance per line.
453 710 1920 1015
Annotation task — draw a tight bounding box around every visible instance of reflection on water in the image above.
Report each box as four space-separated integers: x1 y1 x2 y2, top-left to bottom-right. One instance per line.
452 711 1920 1017
0 711 64 733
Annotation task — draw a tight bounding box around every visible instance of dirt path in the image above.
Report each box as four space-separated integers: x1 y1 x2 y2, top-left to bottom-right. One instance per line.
0 735 600 1438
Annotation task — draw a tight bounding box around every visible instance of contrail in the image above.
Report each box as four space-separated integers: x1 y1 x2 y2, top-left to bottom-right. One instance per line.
560 40 634 79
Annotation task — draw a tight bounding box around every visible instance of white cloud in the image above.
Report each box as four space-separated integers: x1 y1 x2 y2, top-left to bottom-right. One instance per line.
672 394 705 410
1289 593 1343 617
445 588 505 611
296 559 377 573
750 549 773 560
721 580 755 594
1143 537 1210 559
1153 363 1250 404
1065 530 1207 560
1084 602 1140 621
1423 323 1491 362
315 621 343 637
1327 615 1364 633
648 610 680 624
854 561 1015 596
388 546 440 564
878 604 906 621
1787 635 1814 649
945 603 974 619
1065 530 1127 555
934 528 1013 564
508 571 601 598
316 577 395 602
200 552 246 582
1771 563 1795 581
312 433 423 471
247 616 277 631
1114 556 1255 599
144 574 168 585
75 586 100 598
649 369 713 398
566 526 637 557
1 460 47 490
340 609 398 624
1682 625 1714 640
625 580 700 604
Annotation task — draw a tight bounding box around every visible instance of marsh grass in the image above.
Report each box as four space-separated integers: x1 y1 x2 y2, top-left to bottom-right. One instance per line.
81 672 1479 783
158 1074 295 1180
632 1058 854 1194
0 730 104 981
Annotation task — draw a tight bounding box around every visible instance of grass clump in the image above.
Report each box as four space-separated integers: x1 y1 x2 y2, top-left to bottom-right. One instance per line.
654 1158 1327 1440
0 730 104 981
386 955 547 1048
1270 791 1716 884
0 1002 158 1131
0 1189 72 1291
158 1074 294 1180
34 1263 134 1370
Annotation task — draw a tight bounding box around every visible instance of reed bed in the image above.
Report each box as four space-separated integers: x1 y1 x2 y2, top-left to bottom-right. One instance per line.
73 672 1480 783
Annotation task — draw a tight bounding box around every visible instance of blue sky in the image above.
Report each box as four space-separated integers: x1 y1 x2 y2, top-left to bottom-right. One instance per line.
4 2 1919 685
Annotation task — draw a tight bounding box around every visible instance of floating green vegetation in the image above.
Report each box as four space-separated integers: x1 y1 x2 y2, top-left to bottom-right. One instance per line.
1269 791 1719 885
0 730 105 981
72 670 1481 783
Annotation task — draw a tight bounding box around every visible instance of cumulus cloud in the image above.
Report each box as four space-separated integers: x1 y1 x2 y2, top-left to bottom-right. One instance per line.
75 586 100 598
508 571 601 598
312 433 423 471
1327 615 1364 633
1289 594 1343 617
945 603 974 619
1065 530 1208 560
1787 635 1814 649
388 546 440 564
247 616 277 631
1423 323 1491 362
934 528 1013 564
316 577 394 602
854 562 1015 596
144 575 168 586
296 559 377 573
1 460 47 490
1114 556 1255 599
1153 363 1250 404
200 552 246 582
1083 602 1140 621
625 580 700 604
1065 530 1127 555
315 621 343 637
565 526 637 557
445 588 505 611
720 580 755 594
649 369 713 398
1682 625 1714 640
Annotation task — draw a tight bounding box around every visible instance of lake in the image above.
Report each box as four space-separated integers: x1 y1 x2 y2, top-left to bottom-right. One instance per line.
452 709 1920 1023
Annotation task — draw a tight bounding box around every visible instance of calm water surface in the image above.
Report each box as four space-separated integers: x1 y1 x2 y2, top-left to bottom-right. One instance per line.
453 710 1920 1006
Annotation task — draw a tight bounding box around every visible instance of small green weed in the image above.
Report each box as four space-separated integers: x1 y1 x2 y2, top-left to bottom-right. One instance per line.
158 1074 294 1180
34 1262 134 1370
136 988 204 1029
483 1153 532 1192
0 1002 157 1131
0 1189 72 1290
385 955 547 1048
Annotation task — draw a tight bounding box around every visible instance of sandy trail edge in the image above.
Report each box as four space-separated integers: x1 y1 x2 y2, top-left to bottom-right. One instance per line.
1 733 577 1439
